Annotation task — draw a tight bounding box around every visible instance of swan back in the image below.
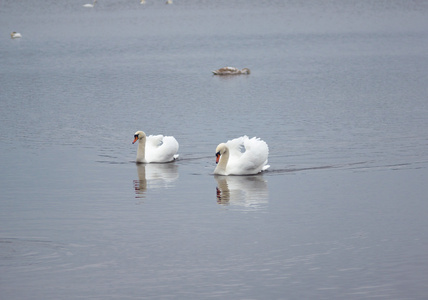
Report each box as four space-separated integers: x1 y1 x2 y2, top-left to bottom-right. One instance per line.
145 135 179 163
212 67 250 75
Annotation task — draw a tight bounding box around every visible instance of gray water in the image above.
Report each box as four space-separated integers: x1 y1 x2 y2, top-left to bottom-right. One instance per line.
1 0 428 299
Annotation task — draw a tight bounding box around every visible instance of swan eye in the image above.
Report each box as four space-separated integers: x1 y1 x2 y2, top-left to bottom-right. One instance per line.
134 135 138 139
216 152 220 157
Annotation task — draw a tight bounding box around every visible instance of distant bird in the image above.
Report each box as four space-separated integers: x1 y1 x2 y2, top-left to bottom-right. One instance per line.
83 0 96 8
212 67 251 75
140 0 146 4
10 32 22 39
214 136 270 175
166 0 173 4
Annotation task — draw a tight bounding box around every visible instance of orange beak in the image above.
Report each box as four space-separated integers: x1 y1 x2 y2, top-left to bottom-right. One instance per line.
132 136 138 144
216 153 220 164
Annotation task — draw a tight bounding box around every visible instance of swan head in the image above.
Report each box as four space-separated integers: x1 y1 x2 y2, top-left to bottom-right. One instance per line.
133 131 146 144
241 68 251 74
215 143 228 164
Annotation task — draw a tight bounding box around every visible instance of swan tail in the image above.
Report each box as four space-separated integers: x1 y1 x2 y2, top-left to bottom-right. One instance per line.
262 164 270 171
158 136 179 162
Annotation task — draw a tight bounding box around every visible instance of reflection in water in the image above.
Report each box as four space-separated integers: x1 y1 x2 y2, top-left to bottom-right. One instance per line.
134 163 179 199
215 175 269 210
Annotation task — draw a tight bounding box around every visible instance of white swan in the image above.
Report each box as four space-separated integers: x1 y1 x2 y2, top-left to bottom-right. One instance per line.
212 67 250 75
214 136 270 175
133 131 179 163
10 32 22 39
83 0 96 8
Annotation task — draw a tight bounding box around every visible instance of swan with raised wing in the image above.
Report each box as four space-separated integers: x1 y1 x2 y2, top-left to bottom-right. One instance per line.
214 136 269 175
133 131 179 163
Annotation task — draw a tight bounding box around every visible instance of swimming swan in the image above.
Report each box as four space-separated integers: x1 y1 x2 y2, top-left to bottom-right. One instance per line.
10 32 22 39
83 0 96 8
214 136 270 175
133 131 179 163
212 67 250 75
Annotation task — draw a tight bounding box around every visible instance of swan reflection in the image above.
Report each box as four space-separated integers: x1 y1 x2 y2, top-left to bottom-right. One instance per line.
134 163 179 199
215 175 269 210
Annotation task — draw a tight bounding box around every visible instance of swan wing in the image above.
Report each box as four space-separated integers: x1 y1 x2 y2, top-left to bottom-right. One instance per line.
145 135 179 163
225 136 247 159
226 136 269 175
222 67 239 72
213 67 239 75
146 135 163 147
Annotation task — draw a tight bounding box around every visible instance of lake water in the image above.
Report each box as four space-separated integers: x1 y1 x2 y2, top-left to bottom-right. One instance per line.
1 0 428 299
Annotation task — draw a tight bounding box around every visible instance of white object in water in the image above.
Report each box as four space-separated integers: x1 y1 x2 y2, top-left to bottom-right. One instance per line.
214 136 270 175
133 131 179 163
10 32 22 39
83 0 97 8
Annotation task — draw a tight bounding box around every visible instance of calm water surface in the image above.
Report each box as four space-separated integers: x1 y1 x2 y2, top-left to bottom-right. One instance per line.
1 0 428 299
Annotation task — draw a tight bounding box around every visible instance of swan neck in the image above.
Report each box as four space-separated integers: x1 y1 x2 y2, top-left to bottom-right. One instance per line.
136 139 146 163
217 149 229 172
